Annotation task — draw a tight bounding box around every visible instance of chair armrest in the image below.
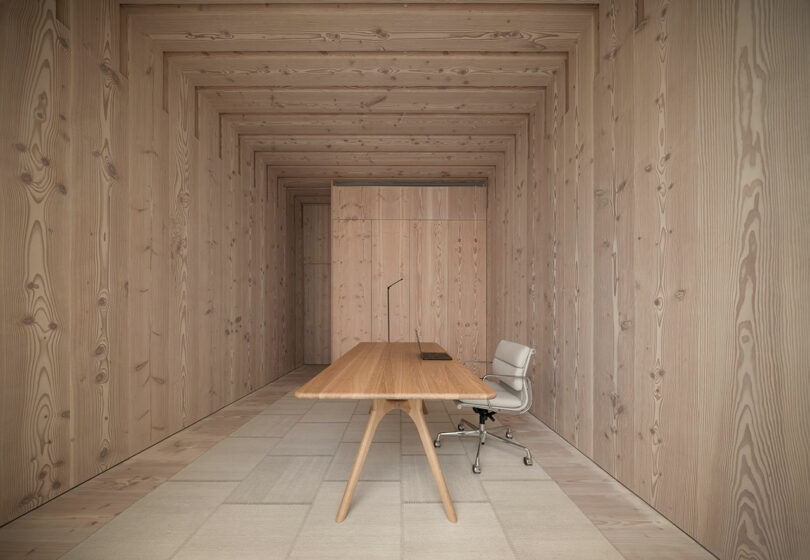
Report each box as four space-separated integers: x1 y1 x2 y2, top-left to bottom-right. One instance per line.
483 373 524 380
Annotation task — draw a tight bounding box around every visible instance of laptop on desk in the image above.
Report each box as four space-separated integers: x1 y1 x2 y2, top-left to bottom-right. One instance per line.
415 330 452 360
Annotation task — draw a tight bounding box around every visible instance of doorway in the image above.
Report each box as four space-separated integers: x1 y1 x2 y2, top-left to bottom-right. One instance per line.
300 202 331 364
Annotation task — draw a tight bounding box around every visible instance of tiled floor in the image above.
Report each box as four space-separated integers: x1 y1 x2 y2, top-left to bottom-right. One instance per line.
0 366 714 559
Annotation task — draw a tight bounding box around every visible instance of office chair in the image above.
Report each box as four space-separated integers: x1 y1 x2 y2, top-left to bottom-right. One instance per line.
433 340 536 474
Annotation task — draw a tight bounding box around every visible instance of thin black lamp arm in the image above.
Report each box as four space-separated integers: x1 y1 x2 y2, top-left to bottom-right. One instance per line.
386 278 404 343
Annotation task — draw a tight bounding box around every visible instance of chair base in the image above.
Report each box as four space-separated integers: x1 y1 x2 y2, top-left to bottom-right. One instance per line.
433 407 533 474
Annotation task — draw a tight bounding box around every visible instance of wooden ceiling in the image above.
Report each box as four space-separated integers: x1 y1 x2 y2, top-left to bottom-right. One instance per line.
120 0 591 205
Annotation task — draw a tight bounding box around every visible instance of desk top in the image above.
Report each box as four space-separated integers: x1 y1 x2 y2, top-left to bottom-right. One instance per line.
295 342 496 400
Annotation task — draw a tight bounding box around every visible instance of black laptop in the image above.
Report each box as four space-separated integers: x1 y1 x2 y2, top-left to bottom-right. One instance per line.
415 330 452 360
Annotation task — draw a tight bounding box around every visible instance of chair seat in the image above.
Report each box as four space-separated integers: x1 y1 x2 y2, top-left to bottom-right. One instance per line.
459 379 523 410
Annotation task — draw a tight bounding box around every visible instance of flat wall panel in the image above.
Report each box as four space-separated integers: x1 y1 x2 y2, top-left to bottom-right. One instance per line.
302 203 331 364
303 264 331 364
331 219 373 360
371 220 410 342
332 185 486 365
410 220 450 348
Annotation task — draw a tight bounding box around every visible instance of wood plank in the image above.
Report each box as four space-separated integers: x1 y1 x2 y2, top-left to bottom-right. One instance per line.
331 219 372 361
70 23 128 483
0 0 72 522
204 87 542 114
126 4 591 53
591 0 636 485
303 264 331 365
410 221 449 349
631 0 699 532
173 52 564 88
371 220 410 343
447 220 487 367
224 113 529 137
241 134 513 153
696 0 810 557
303 203 331 264
302 203 331 364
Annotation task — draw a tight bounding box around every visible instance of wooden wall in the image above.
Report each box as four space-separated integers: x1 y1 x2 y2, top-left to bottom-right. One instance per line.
532 1 810 558
0 0 292 526
331 185 487 366
301 203 331 364
1 1 808 557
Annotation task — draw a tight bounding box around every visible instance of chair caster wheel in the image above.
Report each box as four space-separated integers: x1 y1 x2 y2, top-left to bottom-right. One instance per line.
457 424 464 431
523 457 533 466
506 431 514 439
472 465 481 474
433 439 441 448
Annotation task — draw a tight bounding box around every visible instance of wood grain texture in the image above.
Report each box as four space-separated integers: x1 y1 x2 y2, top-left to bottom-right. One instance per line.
371 220 410 343
447 220 487 365
302 203 331 364
331 219 372 361
173 51 564 88
125 3 591 53
2 2 807 557
591 0 636 485
410 220 450 349
695 1 810 558
0 0 72 522
296 342 495 400
332 184 486 367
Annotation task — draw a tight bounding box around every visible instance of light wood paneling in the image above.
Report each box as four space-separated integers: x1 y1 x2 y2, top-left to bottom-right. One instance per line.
694 1 810 558
410 220 450 349
371 220 410 343
331 219 373 360
303 264 330 365
447 220 487 365
0 0 72 520
2 2 807 557
302 203 331 364
332 185 487 366
535 1 810 558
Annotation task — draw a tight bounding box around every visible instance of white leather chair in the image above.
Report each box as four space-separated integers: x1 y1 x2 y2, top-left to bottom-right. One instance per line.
434 340 536 474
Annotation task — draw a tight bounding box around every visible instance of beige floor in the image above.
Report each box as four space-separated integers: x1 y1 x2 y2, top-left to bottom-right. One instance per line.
0 366 713 559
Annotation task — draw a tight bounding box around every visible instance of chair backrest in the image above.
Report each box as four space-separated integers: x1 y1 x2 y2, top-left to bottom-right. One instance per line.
492 340 534 392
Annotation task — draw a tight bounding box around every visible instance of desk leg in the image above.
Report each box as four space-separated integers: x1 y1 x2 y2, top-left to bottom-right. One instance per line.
336 398 392 523
406 399 458 523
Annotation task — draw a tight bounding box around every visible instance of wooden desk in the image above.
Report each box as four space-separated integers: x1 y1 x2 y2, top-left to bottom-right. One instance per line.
295 342 495 523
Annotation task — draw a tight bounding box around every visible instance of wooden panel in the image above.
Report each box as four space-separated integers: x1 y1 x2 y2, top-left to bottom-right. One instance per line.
224 113 528 137
333 185 486 366
303 264 331 364
0 0 72 522
302 203 331 364
303 203 330 264
591 0 636 485
409 221 449 349
126 4 591 53
331 219 372 361
447 221 487 364
630 1 699 532
2 2 806 556
173 52 563 88
371 221 410 343
204 87 541 115
695 1 810 558
69 12 130 485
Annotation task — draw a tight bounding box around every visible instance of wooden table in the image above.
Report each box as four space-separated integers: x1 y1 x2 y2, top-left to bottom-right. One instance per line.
295 342 495 523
